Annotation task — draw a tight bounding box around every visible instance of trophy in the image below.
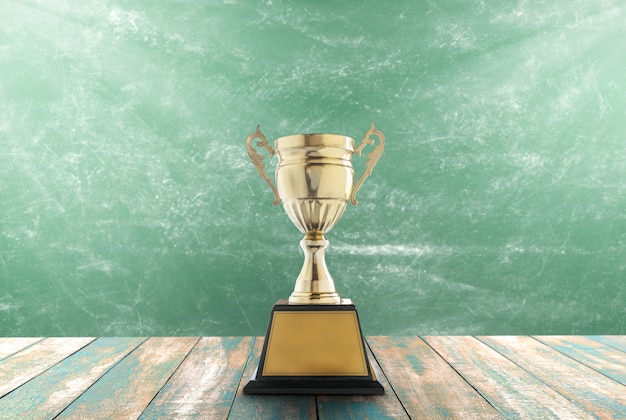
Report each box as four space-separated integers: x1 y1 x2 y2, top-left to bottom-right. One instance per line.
243 123 385 394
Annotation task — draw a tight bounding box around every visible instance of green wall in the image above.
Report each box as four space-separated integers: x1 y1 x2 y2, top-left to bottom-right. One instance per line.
1 0 625 336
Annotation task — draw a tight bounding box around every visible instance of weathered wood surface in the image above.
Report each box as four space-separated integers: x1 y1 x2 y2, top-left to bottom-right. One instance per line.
140 337 252 419
0 337 43 360
477 335 626 419
534 335 626 385
0 336 623 419
0 337 145 419
424 336 595 419
590 335 626 353
367 336 499 419
56 336 198 419
0 337 95 399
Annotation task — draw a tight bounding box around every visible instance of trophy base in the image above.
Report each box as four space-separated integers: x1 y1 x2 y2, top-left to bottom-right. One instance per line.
243 299 384 395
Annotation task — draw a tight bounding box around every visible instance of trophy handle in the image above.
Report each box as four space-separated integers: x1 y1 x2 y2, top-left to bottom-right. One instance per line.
246 126 281 206
350 122 385 205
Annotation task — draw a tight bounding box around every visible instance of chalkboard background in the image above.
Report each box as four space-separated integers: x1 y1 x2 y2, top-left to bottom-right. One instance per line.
1 0 625 336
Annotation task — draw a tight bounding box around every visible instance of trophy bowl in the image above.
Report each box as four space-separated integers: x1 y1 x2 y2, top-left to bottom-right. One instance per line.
246 123 385 305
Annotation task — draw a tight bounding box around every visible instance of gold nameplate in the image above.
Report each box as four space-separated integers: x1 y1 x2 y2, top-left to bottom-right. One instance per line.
262 311 368 376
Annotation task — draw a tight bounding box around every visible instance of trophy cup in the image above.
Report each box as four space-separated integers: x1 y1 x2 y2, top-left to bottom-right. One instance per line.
243 123 385 394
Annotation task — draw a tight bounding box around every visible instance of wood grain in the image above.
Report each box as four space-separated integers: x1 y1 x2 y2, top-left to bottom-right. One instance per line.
535 335 626 385
589 335 626 353
0 338 43 360
55 337 198 419
368 336 500 419
425 336 594 419
477 336 626 419
0 337 95 398
227 337 317 420
140 337 253 419
0 336 623 418
0 337 145 419
316 339 409 419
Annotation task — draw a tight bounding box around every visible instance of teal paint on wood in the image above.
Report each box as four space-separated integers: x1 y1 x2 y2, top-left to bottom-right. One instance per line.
56 337 197 419
590 335 626 353
1 0 625 337
317 398 406 420
425 336 596 418
139 336 252 419
367 336 500 418
534 335 626 385
0 337 95 398
477 336 626 418
0 337 145 419
0 336 623 417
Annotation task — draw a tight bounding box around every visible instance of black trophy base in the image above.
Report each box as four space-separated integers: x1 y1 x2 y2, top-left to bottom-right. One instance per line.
244 367 385 395
243 299 384 395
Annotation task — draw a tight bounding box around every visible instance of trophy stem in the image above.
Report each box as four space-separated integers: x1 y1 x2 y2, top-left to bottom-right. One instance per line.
289 237 341 304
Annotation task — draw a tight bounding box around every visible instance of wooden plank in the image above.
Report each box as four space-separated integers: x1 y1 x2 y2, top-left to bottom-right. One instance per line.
316 339 409 419
425 336 595 419
139 337 253 419
0 337 95 398
55 337 198 419
367 336 500 419
535 335 626 385
477 336 626 419
0 337 145 419
228 337 317 420
0 338 44 360
589 335 626 353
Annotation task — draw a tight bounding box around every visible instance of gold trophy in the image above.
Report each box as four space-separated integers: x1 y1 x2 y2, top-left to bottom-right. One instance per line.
243 123 385 394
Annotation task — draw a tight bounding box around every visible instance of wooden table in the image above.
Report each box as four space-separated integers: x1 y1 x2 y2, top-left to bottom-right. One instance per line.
0 336 624 419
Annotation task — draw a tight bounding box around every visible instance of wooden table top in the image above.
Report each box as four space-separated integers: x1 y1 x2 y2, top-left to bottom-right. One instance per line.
0 336 624 419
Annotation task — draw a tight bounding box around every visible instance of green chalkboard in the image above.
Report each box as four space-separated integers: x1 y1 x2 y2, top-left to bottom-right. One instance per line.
1 0 625 336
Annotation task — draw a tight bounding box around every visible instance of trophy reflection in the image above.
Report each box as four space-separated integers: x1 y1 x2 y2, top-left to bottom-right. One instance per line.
244 123 385 395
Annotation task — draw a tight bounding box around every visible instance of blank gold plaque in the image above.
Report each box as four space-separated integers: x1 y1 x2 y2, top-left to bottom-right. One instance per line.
262 311 368 376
